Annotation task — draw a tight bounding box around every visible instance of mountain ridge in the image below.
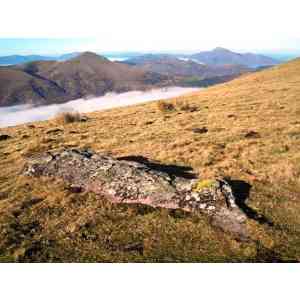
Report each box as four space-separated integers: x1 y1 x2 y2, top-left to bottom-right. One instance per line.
0 52 171 107
124 54 252 86
0 48 280 67
190 47 279 67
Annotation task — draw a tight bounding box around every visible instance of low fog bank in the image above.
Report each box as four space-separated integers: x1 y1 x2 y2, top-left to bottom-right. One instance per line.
0 87 200 128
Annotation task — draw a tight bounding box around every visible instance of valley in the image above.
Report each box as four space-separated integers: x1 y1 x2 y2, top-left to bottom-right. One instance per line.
0 48 279 108
0 86 199 128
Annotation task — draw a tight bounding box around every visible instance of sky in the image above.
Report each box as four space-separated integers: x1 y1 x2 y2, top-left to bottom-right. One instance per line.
0 0 300 55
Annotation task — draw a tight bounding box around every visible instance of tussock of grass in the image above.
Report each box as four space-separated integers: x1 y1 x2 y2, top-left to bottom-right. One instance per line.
55 111 85 124
156 100 175 112
156 99 198 113
175 100 198 112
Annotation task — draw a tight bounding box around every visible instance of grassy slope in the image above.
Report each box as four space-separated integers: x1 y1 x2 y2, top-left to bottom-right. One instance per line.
1 59 300 262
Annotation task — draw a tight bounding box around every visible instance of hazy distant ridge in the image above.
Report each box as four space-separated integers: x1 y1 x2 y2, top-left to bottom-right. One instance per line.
0 48 280 67
0 53 80 65
189 47 279 68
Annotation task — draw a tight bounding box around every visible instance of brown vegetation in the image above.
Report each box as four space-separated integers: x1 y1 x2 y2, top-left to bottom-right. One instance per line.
174 99 198 112
156 100 176 112
55 111 85 124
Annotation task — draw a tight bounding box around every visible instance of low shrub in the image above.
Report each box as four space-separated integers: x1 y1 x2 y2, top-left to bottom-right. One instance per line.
156 101 176 112
56 111 86 124
175 100 198 112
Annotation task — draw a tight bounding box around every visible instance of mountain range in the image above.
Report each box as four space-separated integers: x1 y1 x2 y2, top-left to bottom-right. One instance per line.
124 54 251 85
0 52 80 65
0 48 281 107
0 48 279 67
189 47 279 67
0 52 170 107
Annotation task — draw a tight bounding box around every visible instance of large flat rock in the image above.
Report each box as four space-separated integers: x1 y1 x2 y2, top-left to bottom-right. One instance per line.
23 149 249 237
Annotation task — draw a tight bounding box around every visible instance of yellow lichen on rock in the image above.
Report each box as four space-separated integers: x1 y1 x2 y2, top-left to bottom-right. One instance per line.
192 179 216 192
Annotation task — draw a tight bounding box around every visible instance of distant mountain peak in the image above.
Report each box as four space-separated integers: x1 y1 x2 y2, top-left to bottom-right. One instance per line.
71 51 108 62
191 48 279 68
213 47 231 52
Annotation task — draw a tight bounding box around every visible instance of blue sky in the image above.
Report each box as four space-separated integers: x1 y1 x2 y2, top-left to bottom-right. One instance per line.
1 0 300 56
0 38 299 57
0 38 95 56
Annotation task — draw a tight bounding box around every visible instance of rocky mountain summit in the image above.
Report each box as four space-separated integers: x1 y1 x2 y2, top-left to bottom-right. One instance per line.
24 149 249 238
190 47 279 68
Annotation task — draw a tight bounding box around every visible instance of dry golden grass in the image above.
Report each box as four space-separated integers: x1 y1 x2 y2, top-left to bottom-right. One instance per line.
1 59 300 262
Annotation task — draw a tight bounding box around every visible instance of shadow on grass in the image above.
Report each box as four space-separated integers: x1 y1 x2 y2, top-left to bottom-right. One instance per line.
226 178 274 226
118 156 273 226
117 155 197 180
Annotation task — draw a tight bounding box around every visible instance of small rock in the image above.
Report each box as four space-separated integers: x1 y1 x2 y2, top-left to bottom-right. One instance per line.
227 114 236 118
192 127 208 134
245 131 261 139
144 121 154 125
123 242 144 254
80 116 88 122
68 185 83 193
199 203 207 209
0 134 12 141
